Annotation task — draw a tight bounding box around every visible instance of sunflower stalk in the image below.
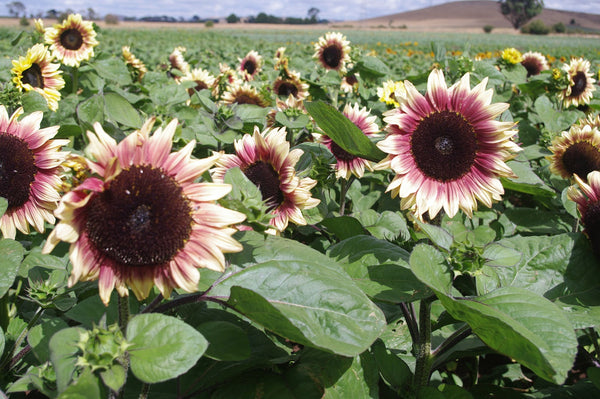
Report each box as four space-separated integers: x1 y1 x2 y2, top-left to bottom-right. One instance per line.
431 324 472 370
339 176 354 216
412 296 435 389
71 66 79 95
0 306 43 373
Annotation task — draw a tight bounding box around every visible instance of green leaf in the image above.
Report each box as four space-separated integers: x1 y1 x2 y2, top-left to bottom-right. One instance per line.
210 233 386 356
21 90 49 113
371 339 411 390
0 326 4 357
99 364 126 393
77 94 105 127
58 368 101 399
501 160 555 197
438 287 577 384
104 92 142 128
127 313 207 383
327 235 430 303
28 317 69 363
0 239 25 298
305 101 386 162
92 58 132 86
197 321 251 361
533 95 582 134
322 353 379 399
503 208 572 234
588 367 600 390
320 216 366 240
49 327 85 393
410 244 453 294
356 55 389 79
358 210 409 241
416 220 454 250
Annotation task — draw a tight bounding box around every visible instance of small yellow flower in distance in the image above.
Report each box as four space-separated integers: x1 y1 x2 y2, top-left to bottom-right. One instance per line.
501 48 523 65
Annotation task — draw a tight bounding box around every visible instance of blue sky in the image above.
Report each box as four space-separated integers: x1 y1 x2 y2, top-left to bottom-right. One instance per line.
9 0 600 21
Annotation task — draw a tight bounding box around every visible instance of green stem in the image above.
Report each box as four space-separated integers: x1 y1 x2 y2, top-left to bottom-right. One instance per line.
138 383 150 399
413 296 435 389
339 176 354 216
71 66 79 95
0 306 43 372
118 295 130 334
431 324 472 370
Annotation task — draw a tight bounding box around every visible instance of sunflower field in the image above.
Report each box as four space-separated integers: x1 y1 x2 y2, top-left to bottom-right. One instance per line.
1 15 600 398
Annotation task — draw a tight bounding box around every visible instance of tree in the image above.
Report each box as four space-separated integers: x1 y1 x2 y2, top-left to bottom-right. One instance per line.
307 7 319 23
6 1 26 17
87 7 98 20
226 13 240 23
499 0 544 29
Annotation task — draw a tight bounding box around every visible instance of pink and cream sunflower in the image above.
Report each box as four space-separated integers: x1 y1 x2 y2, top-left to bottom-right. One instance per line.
568 171 600 255
239 50 263 81
44 13 98 67
211 126 320 232
0 106 68 239
559 57 596 108
313 32 351 73
42 118 246 305
221 83 269 107
181 67 217 98
521 51 549 77
318 103 380 180
11 44 65 112
548 123 600 180
376 69 521 219
272 70 309 101
168 46 191 82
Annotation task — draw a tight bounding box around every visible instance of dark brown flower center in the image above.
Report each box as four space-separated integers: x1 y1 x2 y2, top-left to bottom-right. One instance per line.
243 161 284 211
188 81 209 96
242 60 257 75
234 93 262 106
0 133 37 211
330 141 356 162
345 74 358 86
322 44 342 69
562 141 600 179
411 110 477 181
85 165 192 267
571 71 588 98
276 81 299 97
521 58 542 77
21 63 44 88
60 28 84 51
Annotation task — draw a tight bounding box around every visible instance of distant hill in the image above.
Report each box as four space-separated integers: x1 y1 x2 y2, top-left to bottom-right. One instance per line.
349 0 600 32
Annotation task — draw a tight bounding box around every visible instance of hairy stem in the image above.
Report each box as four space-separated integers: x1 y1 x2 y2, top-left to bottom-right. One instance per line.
413 296 435 389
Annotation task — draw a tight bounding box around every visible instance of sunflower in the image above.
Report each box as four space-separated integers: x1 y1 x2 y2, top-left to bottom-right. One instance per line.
168 46 190 82
239 50 263 81
265 94 307 128
341 73 360 93
317 103 379 180
501 48 523 65
12 44 65 112
122 46 147 82
377 80 406 107
521 51 549 77
221 83 269 107
559 57 596 108
0 106 68 239
181 68 217 98
568 171 600 255
375 69 520 219
211 126 320 232
313 32 351 73
44 13 98 67
548 123 600 180
272 70 309 101
42 118 246 305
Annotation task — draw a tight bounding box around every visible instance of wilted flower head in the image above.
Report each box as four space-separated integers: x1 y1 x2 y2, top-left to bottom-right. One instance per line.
376 69 521 219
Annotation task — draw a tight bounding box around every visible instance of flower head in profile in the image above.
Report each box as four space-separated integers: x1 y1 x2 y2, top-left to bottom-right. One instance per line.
559 57 596 108
221 83 269 107
317 103 379 180
239 50 263 81
12 44 65 112
43 118 246 305
272 70 309 101
168 46 190 81
181 68 217 98
211 126 320 232
521 51 549 77
548 123 600 180
122 46 147 82
313 32 351 73
377 80 406 107
501 47 523 65
0 106 69 239
44 13 98 67
568 171 600 255
376 69 521 219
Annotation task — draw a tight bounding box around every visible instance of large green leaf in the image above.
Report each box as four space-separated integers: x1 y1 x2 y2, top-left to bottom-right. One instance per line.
0 239 25 298
327 235 430 303
305 101 386 162
127 313 208 383
28 317 69 363
409 244 453 295
57 368 101 399
501 160 556 198
49 327 85 393
196 320 251 361
210 233 386 356
104 92 142 128
92 58 132 86
438 287 577 384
